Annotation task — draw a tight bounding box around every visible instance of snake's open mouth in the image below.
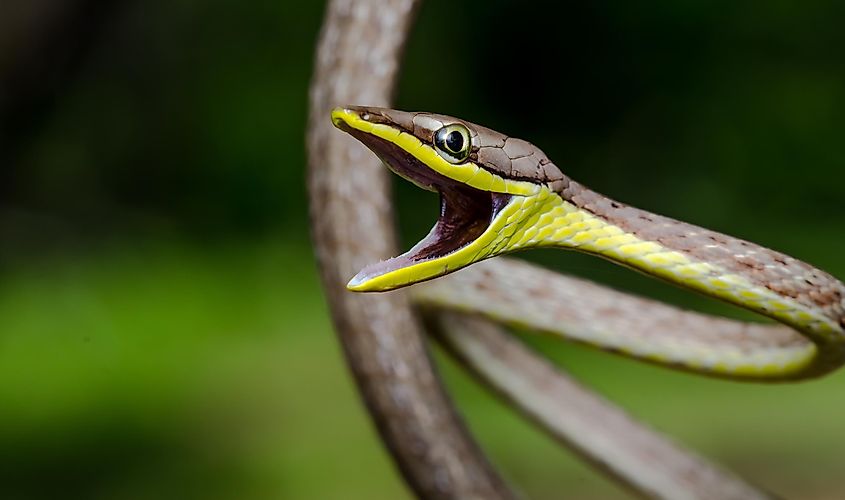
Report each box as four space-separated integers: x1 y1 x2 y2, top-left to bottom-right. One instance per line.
341 125 511 290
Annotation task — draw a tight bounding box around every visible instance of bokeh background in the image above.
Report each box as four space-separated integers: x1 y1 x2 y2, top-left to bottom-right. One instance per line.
2 1 844 499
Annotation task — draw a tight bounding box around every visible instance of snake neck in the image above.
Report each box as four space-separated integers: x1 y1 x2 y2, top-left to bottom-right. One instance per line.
515 183 845 346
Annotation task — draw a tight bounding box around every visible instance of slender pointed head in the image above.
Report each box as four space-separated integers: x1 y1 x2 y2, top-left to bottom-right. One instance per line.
331 106 566 292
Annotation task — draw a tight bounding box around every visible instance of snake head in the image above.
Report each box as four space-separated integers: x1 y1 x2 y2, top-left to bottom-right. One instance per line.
331 106 567 292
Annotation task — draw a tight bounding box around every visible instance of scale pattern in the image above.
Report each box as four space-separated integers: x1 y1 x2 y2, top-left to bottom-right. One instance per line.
505 189 843 334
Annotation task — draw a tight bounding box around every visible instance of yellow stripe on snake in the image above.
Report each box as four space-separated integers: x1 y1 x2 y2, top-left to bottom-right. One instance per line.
331 106 845 381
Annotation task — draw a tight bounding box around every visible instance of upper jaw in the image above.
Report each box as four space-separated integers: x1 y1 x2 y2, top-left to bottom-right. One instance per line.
335 105 419 132
344 126 445 193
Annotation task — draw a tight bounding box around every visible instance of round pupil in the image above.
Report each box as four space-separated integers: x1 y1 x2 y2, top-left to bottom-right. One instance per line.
445 130 464 153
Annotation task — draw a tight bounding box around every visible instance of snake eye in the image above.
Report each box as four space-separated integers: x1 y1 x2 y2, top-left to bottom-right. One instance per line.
434 124 471 164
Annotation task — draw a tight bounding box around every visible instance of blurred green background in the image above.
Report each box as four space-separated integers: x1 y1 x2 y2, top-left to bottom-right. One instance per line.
1 1 844 499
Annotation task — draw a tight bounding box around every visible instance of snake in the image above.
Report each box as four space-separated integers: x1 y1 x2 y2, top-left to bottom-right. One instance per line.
331 105 845 381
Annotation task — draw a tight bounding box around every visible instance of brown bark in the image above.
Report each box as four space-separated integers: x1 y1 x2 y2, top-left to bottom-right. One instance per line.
306 1 515 498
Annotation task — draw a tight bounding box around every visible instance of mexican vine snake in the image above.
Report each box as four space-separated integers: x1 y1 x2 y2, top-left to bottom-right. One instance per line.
331 105 845 381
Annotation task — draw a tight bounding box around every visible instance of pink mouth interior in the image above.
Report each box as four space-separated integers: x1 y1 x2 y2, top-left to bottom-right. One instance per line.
343 126 511 287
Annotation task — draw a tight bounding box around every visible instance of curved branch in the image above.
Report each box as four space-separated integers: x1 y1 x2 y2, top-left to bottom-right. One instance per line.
306 1 514 498
427 310 771 500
